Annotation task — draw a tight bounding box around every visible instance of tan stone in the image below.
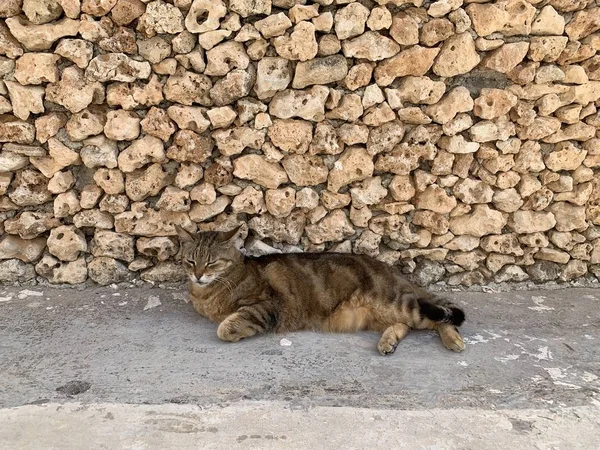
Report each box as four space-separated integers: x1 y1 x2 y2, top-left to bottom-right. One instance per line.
531 5 565 35
453 179 494 204
416 185 457 214
189 196 230 222
166 105 210 133
267 120 312 155
136 237 178 261
483 42 530 74
433 32 480 77
334 2 369 40
493 189 523 213
389 12 418 46
375 46 440 87
140 107 175 142
233 155 288 189
229 0 270 17
47 225 87 262
103 109 139 141
292 55 348 89
449 205 507 237
473 89 518 120
327 147 374 193
269 86 329 121
265 188 296 219
125 163 170 202
45 66 104 113
509 211 556 233
565 7 600 41
326 93 363 122
549 202 587 232
425 87 473 124
466 0 536 36
274 22 318 62
212 127 263 157
163 69 212 106
0 235 46 263
545 142 587 171
137 0 184 36
305 209 354 245
255 57 292 100
6 17 79 51
255 13 292 38
4 81 45 121
111 0 146 26
36 255 87 284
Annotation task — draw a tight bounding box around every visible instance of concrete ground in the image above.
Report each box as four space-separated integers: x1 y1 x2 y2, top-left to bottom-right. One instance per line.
0 285 599 449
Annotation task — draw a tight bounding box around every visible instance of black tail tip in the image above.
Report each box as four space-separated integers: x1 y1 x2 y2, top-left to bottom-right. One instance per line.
450 307 466 327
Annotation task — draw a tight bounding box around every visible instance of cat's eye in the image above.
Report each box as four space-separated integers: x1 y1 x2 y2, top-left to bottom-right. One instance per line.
185 259 195 266
206 261 220 268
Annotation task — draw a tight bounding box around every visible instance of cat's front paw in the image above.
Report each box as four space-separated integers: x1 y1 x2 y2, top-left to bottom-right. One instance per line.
216 322 242 342
377 339 398 356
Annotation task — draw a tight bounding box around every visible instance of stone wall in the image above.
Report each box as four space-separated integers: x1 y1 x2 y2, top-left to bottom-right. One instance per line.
1 0 600 287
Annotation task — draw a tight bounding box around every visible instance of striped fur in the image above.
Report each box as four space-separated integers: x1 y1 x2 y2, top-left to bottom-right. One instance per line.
177 227 466 355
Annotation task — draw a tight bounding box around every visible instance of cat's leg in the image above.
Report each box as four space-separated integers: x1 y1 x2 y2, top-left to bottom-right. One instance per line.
377 323 410 355
435 323 466 352
217 303 277 343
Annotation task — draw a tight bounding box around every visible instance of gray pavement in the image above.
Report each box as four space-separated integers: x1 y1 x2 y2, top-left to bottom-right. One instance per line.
1 285 599 449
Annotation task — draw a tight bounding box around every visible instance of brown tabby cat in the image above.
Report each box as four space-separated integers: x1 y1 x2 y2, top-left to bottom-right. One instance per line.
176 226 466 355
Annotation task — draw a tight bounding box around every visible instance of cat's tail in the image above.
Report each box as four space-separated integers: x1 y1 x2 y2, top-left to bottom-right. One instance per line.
417 298 465 326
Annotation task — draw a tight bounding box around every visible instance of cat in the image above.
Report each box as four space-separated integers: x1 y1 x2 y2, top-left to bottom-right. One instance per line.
176 225 466 356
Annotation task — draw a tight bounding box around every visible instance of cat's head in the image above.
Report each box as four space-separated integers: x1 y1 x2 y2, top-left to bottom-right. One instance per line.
175 226 243 285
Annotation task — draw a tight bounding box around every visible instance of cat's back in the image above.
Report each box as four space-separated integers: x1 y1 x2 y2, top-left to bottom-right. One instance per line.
247 251 400 288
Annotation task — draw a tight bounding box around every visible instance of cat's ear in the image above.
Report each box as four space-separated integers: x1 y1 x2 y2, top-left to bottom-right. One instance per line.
174 225 195 245
217 225 242 244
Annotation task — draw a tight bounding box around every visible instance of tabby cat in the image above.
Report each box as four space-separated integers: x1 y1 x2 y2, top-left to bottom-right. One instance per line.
176 226 466 355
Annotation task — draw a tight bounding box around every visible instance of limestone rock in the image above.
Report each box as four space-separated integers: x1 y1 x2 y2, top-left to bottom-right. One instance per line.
374 46 440 87
125 163 170 201
483 42 529 73
233 155 288 189
274 22 318 62
47 225 87 262
269 86 329 121
54 39 94 69
292 55 348 89
328 147 374 193
6 17 79 51
5 81 45 121
449 205 507 237
473 89 518 120
509 211 556 233
466 0 537 37
210 68 255 107
14 53 60 85
88 257 132 285
118 135 165 172
213 127 265 156
305 209 354 245
185 0 226 33
86 53 151 82
0 259 36 283
137 0 184 36
342 31 400 62
433 32 480 78
255 57 292 100
189 196 230 222
334 2 369 40
45 66 104 113
268 119 312 154
416 185 457 214
453 179 494 204
425 87 473 124
0 235 46 263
